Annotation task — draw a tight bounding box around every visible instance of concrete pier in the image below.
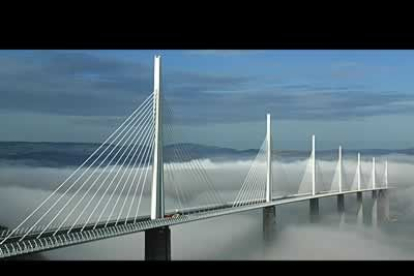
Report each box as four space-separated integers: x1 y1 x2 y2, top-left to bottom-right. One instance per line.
263 206 276 241
377 190 389 223
310 198 319 223
356 192 363 225
371 191 378 227
337 194 345 213
145 226 171 261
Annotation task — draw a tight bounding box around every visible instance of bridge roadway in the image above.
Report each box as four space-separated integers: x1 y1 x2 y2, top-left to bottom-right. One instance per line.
0 186 390 259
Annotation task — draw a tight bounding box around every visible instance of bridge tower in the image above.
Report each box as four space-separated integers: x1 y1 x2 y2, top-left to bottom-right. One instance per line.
372 157 376 190
370 157 381 227
263 113 276 241
338 146 342 193
385 159 388 188
377 159 390 224
357 152 361 191
151 55 165 220
146 55 171 261
311 135 316 196
356 152 363 225
337 146 345 213
309 134 319 223
371 157 377 198
265 113 272 203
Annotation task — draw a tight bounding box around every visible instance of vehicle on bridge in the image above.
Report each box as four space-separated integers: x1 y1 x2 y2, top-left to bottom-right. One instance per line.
165 210 182 219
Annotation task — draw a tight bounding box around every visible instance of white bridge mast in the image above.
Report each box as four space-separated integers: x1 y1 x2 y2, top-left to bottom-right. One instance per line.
312 135 316 196
265 113 272 203
357 152 361 191
338 146 342 192
151 55 165 220
385 159 388 188
372 157 376 189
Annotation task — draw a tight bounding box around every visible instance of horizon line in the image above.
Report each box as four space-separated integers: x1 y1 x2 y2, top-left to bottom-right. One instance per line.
0 140 413 153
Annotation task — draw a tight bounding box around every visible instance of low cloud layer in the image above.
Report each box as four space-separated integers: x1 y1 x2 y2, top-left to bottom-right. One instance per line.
0 154 414 260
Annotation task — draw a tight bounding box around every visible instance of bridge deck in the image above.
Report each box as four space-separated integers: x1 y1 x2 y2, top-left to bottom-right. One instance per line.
0 187 391 259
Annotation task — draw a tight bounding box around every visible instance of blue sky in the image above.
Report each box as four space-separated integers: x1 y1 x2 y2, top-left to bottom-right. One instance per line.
0 50 414 150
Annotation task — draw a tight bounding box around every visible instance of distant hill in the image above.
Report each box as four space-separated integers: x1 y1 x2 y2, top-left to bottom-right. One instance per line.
0 141 412 168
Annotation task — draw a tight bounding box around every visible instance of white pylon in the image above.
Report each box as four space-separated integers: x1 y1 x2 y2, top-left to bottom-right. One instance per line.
372 157 376 189
312 135 316 196
150 55 164 220
338 146 342 192
385 160 388 188
265 113 272 203
357 152 361 191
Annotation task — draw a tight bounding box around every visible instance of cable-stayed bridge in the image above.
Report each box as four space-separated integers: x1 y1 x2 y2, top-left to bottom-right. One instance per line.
0 56 393 260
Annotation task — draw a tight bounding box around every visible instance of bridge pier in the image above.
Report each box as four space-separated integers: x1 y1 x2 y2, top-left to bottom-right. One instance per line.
371 190 378 227
263 206 276 241
337 194 345 213
356 192 363 225
337 194 345 226
310 198 319 223
145 226 171 261
377 190 389 223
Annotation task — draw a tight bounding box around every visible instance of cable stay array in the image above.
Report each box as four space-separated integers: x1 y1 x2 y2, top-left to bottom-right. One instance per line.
329 159 341 192
360 159 371 190
298 154 313 195
366 165 374 188
316 159 331 193
0 91 156 244
298 150 362 195
162 97 224 213
342 157 356 191
375 159 386 188
232 143 358 204
232 139 268 207
297 153 331 195
327 157 356 193
358 157 387 190
0 89 230 247
349 155 360 191
272 157 295 196
0 87 228 248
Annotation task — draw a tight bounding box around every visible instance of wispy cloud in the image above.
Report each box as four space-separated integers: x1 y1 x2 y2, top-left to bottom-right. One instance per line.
0 51 412 127
330 61 394 80
185 50 265 56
